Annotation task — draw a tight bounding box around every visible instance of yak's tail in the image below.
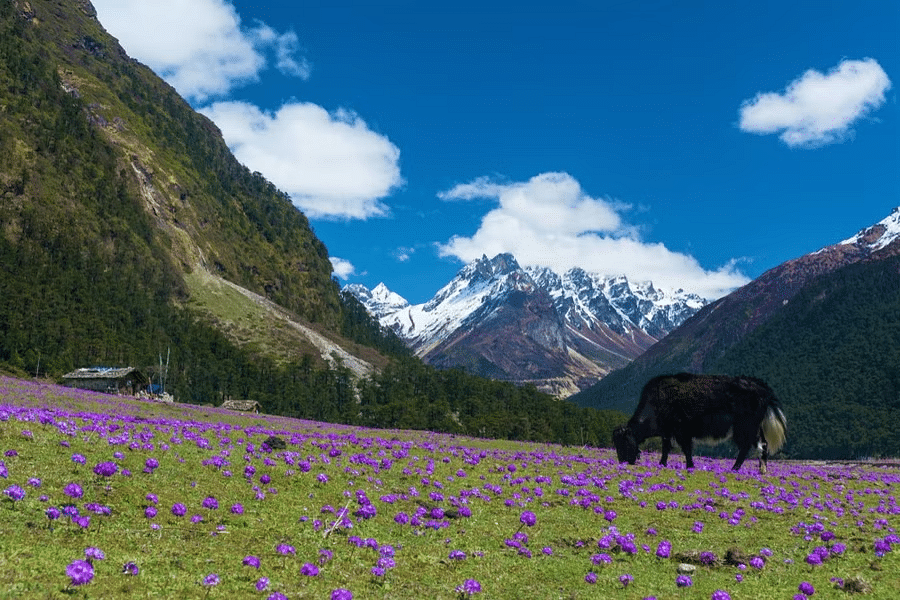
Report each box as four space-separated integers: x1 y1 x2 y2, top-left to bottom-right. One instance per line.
761 405 787 454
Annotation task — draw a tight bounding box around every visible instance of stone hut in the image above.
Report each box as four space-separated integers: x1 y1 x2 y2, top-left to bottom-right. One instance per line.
220 399 261 413
61 367 149 396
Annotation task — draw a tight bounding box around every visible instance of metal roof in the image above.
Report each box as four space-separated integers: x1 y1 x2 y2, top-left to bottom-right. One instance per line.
62 367 142 380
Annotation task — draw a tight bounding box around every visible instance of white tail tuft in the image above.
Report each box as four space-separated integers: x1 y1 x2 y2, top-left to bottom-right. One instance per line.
761 406 787 454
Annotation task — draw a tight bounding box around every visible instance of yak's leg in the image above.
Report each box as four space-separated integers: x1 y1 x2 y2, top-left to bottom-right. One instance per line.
732 442 753 471
674 434 694 469
660 437 672 466
757 431 769 474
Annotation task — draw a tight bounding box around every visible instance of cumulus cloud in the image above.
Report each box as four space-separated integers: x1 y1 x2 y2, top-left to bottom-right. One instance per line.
93 0 309 102
200 101 402 219
93 0 402 220
739 58 891 148
329 257 356 279
437 172 749 300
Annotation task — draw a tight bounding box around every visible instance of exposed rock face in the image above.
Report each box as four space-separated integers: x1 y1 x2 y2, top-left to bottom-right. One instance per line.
346 254 704 397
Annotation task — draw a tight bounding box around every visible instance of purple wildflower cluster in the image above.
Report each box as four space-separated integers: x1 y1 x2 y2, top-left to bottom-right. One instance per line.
0 375 899 598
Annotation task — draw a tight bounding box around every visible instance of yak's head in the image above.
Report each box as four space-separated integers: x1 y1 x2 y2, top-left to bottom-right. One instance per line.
613 425 639 464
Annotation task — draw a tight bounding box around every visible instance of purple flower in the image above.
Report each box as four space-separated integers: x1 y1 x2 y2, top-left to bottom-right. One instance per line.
604 509 617 522
449 550 466 560
66 559 94 586
750 556 765 569
93 461 118 477
84 547 105 561
276 543 295 555
145 493 158 504
202 496 219 510
656 540 672 558
700 551 717 565
455 579 482 595
171 502 187 516
371 566 385 577
805 552 822 566
231 503 244 515
71 453 87 465
331 589 353 600
64 482 83 499
123 561 139 575
3 484 25 501
619 574 634 587
584 571 597 584
46 506 61 520
243 555 261 569
202 573 219 586
798 581 815 595
676 574 693 588
267 593 288 600
190 514 203 524
255 577 270 591
301 563 319 576
520 510 537 527
692 521 704 533
711 591 732 600
144 506 158 519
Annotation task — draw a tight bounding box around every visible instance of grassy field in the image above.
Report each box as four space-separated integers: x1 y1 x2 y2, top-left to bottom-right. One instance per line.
0 375 898 599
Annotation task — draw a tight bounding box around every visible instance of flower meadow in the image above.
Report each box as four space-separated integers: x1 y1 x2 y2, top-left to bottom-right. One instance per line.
1 376 899 599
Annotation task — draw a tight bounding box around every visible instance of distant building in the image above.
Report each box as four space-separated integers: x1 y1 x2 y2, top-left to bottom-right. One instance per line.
220 399 261 413
61 367 149 396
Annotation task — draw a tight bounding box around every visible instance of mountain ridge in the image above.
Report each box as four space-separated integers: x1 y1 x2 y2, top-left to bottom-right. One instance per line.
346 253 704 396
569 206 900 416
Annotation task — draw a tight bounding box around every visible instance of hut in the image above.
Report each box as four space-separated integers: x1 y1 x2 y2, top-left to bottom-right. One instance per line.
220 399 261 413
61 367 149 396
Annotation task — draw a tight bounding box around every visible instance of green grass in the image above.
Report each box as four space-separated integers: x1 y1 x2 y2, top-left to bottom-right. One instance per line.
1 375 898 599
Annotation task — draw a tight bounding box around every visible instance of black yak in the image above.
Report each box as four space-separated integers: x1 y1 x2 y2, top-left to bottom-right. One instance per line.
613 373 786 473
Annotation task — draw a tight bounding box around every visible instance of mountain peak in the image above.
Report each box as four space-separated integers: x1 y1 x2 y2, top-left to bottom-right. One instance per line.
345 252 704 396
466 253 521 280
840 207 900 252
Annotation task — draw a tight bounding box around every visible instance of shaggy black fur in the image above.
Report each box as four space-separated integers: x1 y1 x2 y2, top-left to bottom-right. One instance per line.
613 373 787 473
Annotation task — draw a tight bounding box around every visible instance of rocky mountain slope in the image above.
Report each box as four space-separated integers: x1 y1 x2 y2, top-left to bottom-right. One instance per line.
570 207 900 417
0 0 386 391
346 254 704 397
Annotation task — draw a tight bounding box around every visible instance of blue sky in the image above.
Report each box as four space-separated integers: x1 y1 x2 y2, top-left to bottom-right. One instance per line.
93 0 898 303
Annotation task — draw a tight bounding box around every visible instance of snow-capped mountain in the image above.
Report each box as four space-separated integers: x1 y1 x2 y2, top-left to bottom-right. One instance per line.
345 253 705 397
838 206 900 252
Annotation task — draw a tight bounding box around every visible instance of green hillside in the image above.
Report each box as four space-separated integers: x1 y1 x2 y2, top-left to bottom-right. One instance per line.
0 0 625 448
569 252 900 459
711 254 900 458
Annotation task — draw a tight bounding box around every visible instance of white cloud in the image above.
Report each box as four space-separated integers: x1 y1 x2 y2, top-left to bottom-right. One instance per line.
92 0 309 102
200 101 402 219
329 257 356 279
93 0 402 220
393 247 415 262
437 172 749 300
739 58 891 148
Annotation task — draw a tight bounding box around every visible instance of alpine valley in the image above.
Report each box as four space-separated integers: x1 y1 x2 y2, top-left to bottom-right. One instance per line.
345 253 705 397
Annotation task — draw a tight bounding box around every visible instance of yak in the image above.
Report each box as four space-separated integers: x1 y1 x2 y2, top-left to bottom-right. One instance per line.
613 373 786 473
